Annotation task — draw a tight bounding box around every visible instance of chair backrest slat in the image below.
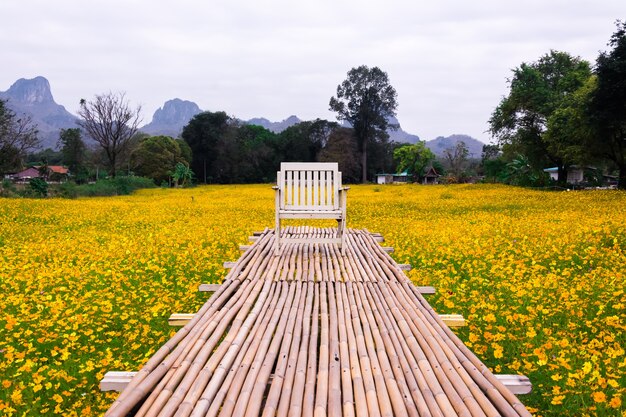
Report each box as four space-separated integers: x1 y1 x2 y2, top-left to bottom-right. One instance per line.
278 162 340 211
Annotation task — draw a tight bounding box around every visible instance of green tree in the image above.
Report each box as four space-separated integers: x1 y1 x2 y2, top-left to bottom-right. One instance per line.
393 142 435 182
132 135 191 184
480 144 506 182
58 128 88 182
77 92 142 177
544 76 597 170
182 111 232 183
329 65 398 183
489 51 592 185
276 119 337 163
172 162 194 187
588 21 626 189
319 127 360 183
504 154 549 187
0 99 39 174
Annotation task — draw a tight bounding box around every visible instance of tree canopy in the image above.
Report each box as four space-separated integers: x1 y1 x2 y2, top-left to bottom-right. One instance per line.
393 142 435 182
588 21 626 189
329 65 398 183
488 50 592 184
131 135 191 184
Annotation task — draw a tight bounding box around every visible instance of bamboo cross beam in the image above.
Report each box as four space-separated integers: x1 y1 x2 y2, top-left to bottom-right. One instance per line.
199 283 435 294
100 371 531 395
168 311 463 328
197 283 221 292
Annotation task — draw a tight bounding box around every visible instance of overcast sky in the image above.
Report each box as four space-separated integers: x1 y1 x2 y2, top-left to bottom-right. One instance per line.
1 1 623 143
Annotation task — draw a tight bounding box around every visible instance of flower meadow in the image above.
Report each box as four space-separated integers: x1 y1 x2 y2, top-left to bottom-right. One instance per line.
0 184 624 416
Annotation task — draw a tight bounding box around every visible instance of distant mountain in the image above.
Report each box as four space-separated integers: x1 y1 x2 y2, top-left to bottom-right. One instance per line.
0 76 78 149
2 77 483 157
425 134 484 158
385 116 420 144
140 98 202 138
246 115 302 133
245 114 421 143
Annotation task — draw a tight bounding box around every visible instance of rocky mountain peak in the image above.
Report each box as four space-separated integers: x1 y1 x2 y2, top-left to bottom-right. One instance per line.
141 98 202 137
3 76 55 105
151 99 202 125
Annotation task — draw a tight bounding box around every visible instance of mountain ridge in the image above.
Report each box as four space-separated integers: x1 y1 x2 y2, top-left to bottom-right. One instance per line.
1 77 486 155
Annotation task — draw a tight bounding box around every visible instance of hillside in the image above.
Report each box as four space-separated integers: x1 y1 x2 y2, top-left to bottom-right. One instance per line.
0 76 78 149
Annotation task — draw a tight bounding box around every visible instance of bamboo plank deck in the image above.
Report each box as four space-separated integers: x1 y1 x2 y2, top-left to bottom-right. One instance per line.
104 227 531 417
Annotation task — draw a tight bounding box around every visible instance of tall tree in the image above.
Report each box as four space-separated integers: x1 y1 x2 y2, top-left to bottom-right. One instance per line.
77 92 142 177
0 99 39 173
181 111 233 183
329 65 398 183
58 128 87 181
393 142 435 182
588 21 626 189
489 51 592 184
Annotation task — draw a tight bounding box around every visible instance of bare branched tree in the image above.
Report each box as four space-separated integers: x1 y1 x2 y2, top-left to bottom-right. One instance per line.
77 92 141 177
0 99 39 173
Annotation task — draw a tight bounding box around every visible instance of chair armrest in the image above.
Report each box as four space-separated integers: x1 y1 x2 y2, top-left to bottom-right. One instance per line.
272 186 280 190
339 187 350 191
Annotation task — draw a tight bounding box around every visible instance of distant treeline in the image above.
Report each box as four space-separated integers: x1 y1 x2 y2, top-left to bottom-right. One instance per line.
181 112 401 184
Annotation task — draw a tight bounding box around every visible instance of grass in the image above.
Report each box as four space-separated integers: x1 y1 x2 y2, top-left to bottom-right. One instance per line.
0 184 624 416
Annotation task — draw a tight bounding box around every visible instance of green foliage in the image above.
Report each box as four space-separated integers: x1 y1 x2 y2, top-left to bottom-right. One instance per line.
132 135 191 184
393 142 435 181
489 51 592 181
319 127 361 183
172 162 194 187
277 119 337 163
72 176 156 197
182 111 233 183
28 177 48 197
504 154 550 187
58 128 88 182
329 65 398 182
588 20 626 189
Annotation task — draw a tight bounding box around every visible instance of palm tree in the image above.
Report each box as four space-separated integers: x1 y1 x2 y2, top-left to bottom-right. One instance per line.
172 162 194 187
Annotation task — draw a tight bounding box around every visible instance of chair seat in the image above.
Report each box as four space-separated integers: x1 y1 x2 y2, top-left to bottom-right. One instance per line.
278 209 343 219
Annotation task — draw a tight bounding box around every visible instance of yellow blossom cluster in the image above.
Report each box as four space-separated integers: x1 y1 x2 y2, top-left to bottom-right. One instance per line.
0 184 624 416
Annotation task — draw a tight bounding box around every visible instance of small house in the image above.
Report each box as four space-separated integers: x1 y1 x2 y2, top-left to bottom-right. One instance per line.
543 166 592 184
375 172 409 184
12 166 69 182
422 166 440 185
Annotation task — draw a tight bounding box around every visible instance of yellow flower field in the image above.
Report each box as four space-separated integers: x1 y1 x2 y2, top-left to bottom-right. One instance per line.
0 184 624 416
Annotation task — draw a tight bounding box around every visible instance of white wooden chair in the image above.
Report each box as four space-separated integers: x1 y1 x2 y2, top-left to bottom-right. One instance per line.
273 162 348 255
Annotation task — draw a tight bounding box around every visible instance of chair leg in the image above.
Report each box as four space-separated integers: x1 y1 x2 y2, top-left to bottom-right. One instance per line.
274 219 281 256
338 218 346 256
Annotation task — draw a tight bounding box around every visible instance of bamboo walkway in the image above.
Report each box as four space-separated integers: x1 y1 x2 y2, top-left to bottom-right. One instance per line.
104 227 531 417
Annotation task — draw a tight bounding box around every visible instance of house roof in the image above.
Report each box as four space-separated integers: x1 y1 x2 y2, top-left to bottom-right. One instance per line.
424 166 440 177
48 166 69 174
15 167 40 178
